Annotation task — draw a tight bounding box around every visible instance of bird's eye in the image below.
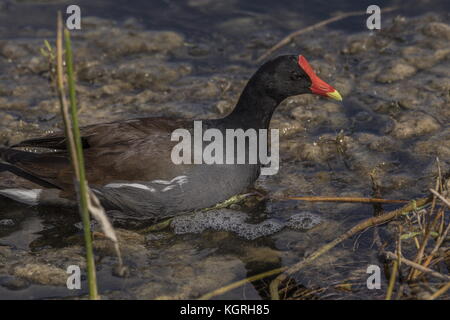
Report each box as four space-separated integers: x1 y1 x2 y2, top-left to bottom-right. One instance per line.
290 73 303 81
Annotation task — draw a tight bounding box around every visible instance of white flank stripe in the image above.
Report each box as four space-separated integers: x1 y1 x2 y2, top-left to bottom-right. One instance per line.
150 179 172 185
151 175 188 186
161 185 176 192
104 183 156 192
103 176 188 194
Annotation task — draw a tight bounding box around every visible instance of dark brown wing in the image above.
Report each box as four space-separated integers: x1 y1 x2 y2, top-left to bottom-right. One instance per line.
14 117 186 149
2 117 192 194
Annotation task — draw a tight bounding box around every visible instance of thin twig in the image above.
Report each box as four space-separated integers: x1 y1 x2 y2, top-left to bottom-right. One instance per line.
419 189 450 273
384 251 450 281
429 211 450 258
410 189 449 280
428 281 450 300
386 225 402 300
198 267 287 300
385 259 398 300
257 6 399 63
430 189 450 208
279 196 407 204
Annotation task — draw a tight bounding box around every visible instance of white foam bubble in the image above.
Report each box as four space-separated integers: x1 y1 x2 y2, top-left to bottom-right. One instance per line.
286 212 323 230
172 209 282 240
171 209 323 240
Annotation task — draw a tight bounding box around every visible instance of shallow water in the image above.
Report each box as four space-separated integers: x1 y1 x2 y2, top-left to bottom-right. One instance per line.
0 0 449 299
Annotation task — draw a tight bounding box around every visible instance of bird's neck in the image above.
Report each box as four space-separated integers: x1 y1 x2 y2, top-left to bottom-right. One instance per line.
223 81 282 130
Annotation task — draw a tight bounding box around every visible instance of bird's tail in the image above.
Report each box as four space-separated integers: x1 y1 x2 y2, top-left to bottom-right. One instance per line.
0 147 60 206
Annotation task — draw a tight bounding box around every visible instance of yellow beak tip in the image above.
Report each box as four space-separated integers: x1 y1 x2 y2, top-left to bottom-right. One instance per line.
326 90 343 101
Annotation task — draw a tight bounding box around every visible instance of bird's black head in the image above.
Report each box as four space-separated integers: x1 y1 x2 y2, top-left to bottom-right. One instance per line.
253 55 342 102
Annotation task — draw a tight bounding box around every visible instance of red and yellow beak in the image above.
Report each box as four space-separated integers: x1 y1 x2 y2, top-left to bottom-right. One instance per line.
298 55 343 101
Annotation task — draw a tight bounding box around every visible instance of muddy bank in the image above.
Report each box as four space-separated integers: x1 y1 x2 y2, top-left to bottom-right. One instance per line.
0 9 449 299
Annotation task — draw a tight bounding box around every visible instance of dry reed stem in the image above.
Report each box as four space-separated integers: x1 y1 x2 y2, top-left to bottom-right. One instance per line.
385 259 398 300
428 281 450 300
56 12 98 299
56 13 78 178
281 196 406 204
198 267 287 300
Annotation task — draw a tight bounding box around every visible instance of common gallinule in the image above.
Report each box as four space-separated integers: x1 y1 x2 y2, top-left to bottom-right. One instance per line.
0 55 342 220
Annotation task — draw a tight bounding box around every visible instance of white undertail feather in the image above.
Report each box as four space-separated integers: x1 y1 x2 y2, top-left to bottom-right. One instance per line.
0 188 42 206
